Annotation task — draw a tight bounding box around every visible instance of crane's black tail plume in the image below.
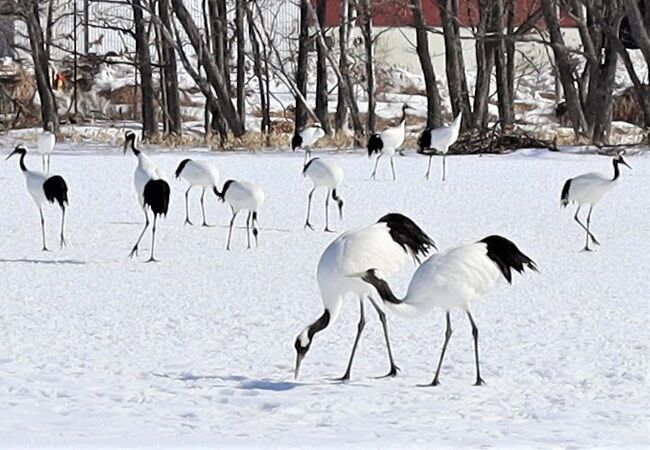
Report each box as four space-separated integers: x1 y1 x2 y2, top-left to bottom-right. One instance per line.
144 179 170 216
560 179 571 207
43 176 68 207
377 213 436 263
367 133 383 156
480 235 537 283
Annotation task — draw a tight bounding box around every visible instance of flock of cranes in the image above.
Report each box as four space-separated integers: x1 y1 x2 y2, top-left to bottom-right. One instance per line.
3 116 632 385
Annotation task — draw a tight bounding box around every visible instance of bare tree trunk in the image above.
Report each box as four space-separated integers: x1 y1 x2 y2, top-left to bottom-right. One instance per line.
172 0 245 137
295 1 310 129
159 0 181 135
411 0 442 128
492 0 513 129
358 0 376 133
472 0 494 128
335 0 351 132
236 0 245 124
540 0 587 135
20 0 58 131
438 0 470 125
246 3 270 135
132 0 157 139
315 0 330 132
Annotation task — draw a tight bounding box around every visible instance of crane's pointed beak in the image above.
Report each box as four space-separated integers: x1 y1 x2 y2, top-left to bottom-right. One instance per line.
294 353 304 380
622 159 632 170
5 150 16 161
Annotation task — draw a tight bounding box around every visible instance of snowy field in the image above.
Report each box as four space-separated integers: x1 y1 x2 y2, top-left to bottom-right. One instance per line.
0 146 648 448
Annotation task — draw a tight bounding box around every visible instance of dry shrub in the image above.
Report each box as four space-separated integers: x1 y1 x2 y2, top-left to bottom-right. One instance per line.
612 87 644 126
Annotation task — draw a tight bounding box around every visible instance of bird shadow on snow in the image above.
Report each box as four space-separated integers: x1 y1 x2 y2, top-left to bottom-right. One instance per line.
152 372 302 392
0 258 89 265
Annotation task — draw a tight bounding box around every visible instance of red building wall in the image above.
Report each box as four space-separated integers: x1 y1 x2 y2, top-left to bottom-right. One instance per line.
318 0 575 28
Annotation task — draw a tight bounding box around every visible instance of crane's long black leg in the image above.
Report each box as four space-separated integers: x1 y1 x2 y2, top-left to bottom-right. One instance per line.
334 298 366 382
467 311 484 386
42 155 46 172
304 188 315 230
47 154 51 172
252 211 259 247
368 296 400 378
390 156 396 181
130 209 149 258
59 206 67 249
39 207 48 251
246 211 252 250
146 214 158 263
586 206 600 246
574 206 597 251
425 312 452 387
442 154 447 182
184 186 193 225
226 209 237 251
324 189 333 233
370 154 382 179
425 155 433 179
200 188 211 227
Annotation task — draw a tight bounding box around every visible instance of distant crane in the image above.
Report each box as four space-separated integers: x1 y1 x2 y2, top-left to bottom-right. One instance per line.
6 145 68 251
175 158 220 226
560 152 631 251
124 131 170 262
292 123 326 165
37 121 56 172
417 112 462 181
214 180 265 250
367 104 413 181
293 213 436 381
358 235 537 386
302 157 344 232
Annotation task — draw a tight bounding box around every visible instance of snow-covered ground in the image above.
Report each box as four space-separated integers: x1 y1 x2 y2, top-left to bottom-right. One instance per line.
0 146 648 448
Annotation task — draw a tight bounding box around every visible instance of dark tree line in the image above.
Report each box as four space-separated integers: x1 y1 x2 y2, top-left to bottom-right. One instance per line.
6 0 650 146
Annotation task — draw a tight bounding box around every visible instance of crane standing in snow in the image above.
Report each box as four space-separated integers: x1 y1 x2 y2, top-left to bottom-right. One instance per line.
358 235 537 386
293 213 436 381
302 157 344 232
368 104 413 181
6 145 68 251
417 112 462 181
124 131 170 262
37 121 56 172
292 123 326 165
214 180 265 250
175 158 220 227
560 152 631 251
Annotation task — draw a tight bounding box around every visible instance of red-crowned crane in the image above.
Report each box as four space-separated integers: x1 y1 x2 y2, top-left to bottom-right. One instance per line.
124 130 170 262
292 123 326 165
214 180 265 251
293 213 436 381
37 121 56 172
302 157 344 232
368 104 413 181
175 158 220 226
6 145 68 251
561 152 631 251
357 235 537 386
417 112 462 181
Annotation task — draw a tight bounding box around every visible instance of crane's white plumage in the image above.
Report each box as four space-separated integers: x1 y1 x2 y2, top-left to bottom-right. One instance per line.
175 158 220 226
368 105 412 180
294 213 436 380
293 124 326 164
124 131 170 262
418 112 462 181
560 152 631 251
37 126 56 172
359 235 537 385
215 180 265 250
302 158 344 231
6 145 68 251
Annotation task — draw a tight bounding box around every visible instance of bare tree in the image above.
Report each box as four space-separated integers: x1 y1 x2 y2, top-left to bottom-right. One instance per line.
132 0 157 138
295 0 310 130
235 0 245 123
315 0 330 132
158 0 181 135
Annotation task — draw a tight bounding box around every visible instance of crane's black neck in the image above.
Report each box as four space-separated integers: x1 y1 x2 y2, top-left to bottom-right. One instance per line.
362 270 403 305
308 310 330 340
129 137 140 155
18 151 27 171
400 107 408 125
612 159 620 181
